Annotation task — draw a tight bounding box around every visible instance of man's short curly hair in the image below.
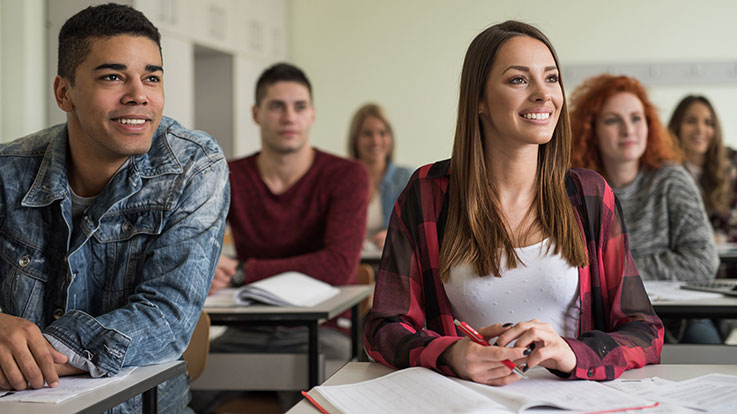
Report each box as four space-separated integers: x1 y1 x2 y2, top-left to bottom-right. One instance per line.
58 3 161 84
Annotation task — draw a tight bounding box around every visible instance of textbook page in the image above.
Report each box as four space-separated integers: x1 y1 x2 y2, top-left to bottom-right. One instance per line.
312 367 511 414
459 368 656 412
0 367 135 403
311 367 656 414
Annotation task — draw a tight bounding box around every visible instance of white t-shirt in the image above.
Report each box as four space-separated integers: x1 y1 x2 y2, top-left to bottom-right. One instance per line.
365 192 384 237
444 239 580 338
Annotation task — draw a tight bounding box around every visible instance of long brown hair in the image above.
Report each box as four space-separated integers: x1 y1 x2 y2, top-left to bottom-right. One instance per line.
439 21 587 281
668 95 730 214
570 74 681 175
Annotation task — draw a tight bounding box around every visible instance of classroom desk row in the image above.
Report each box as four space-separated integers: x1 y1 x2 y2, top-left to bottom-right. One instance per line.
2 281 734 413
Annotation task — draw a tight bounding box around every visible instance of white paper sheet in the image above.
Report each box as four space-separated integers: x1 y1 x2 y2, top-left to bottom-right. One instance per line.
603 378 700 414
0 367 135 404
647 374 737 413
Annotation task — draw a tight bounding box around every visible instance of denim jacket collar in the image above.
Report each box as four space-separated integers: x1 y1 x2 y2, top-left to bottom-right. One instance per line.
21 118 184 209
21 125 70 208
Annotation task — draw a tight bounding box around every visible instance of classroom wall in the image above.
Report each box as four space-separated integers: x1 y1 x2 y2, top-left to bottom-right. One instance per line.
2 0 736 158
0 0 46 143
288 0 737 169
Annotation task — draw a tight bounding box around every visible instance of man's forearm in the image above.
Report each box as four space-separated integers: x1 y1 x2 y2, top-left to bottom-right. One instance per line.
55 363 85 377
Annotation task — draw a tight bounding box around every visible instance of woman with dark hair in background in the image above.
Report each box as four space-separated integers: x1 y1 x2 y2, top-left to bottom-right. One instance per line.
669 95 737 244
348 103 413 250
570 75 720 343
364 21 663 386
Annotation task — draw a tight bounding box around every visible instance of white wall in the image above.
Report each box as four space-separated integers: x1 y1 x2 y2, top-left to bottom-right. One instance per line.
1 0 46 143
194 47 234 157
288 0 737 169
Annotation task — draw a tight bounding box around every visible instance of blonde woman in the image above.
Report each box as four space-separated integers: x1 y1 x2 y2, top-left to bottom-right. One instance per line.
348 104 412 250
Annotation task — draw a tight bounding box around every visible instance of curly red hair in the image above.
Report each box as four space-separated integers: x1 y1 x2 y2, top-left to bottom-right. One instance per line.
569 74 680 175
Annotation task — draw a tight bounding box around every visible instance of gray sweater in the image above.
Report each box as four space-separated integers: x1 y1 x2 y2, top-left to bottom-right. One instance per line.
613 163 719 281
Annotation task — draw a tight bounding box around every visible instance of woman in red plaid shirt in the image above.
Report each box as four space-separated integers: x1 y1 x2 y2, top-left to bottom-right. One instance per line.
364 21 664 385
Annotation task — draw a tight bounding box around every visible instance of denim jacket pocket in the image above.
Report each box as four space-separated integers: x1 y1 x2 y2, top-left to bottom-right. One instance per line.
88 209 165 311
0 229 53 323
93 209 165 243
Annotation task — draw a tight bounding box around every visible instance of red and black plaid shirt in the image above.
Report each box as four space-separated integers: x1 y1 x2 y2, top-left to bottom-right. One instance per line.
364 160 664 380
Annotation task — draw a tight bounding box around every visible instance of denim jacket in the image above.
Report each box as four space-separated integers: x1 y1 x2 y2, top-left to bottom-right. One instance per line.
0 117 229 412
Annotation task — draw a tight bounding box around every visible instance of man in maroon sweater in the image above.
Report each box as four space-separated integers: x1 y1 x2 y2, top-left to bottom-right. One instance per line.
193 63 369 412
210 63 369 294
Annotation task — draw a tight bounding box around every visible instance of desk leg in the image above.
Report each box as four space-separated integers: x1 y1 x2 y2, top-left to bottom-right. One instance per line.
351 303 360 360
308 320 319 388
142 385 158 414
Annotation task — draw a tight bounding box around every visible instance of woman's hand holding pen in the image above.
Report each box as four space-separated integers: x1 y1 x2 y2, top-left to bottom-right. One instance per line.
441 329 526 386
489 319 576 375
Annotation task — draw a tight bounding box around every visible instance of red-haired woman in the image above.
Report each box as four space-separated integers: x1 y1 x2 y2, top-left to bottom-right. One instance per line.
570 75 720 343
364 22 663 386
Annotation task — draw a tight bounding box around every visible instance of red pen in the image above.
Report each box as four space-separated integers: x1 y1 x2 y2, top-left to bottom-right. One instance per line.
454 319 527 379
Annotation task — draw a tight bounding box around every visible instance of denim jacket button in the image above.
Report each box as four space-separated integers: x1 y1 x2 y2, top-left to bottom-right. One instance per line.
122 222 132 232
53 308 64 320
18 255 30 267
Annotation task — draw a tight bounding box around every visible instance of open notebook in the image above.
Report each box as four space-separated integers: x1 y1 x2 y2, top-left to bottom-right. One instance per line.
304 367 659 414
204 271 340 308
234 271 339 307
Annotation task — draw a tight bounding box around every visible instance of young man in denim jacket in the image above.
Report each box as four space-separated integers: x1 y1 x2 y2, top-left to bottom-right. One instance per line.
0 4 229 412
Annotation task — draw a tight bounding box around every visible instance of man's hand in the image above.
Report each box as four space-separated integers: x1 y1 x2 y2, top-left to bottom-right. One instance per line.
371 230 388 251
0 314 68 390
209 255 239 295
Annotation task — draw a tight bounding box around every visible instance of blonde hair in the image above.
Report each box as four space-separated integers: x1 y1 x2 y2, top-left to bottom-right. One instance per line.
347 103 394 162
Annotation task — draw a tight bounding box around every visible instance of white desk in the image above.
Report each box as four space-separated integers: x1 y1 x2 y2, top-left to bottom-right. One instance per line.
360 247 382 266
653 295 737 318
646 279 737 318
287 361 737 413
196 285 372 389
0 360 185 414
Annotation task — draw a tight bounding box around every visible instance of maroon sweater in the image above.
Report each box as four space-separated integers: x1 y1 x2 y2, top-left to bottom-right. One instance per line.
228 149 369 286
